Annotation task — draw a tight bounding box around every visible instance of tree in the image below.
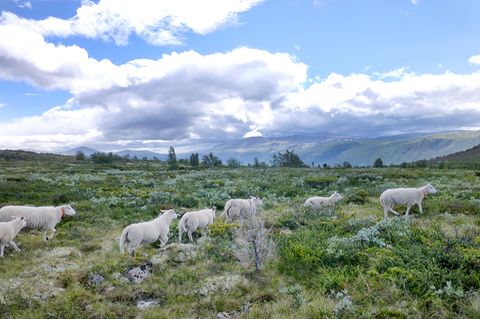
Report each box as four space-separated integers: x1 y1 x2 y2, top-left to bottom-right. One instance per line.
189 153 199 167
342 161 352 168
75 151 85 161
227 157 241 168
234 198 273 272
167 146 178 170
253 157 260 167
202 152 222 167
373 157 384 168
271 150 306 168
322 163 328 169
91 152 119 164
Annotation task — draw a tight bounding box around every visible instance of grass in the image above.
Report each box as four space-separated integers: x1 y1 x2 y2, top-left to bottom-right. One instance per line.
0 157 479 318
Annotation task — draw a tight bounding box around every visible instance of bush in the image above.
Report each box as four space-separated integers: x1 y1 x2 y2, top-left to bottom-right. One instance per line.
346 189 370 204
304 176 338 188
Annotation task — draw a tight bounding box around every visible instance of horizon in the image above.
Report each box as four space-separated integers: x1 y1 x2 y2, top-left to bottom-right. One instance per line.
0 0 480 153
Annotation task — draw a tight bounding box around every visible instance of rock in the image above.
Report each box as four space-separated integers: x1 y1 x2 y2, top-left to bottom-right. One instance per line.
216 312 233 319
240 302 251 313
88 273 104 285
136 299 160 310
126 263 152 284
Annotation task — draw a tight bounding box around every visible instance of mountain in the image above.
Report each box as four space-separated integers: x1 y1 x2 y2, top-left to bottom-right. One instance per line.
115 150 167 160
60 130 480 166
432 144 480 165
205 130 480 166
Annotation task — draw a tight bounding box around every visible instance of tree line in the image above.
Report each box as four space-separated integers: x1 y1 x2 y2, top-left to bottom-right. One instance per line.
76 148 394 169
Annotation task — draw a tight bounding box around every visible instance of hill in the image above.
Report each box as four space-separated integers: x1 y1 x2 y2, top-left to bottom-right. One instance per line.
431 143 480 166
207 130 480 166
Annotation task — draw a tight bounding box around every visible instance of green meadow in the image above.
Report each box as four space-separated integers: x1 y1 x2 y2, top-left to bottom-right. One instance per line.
0 156 479 318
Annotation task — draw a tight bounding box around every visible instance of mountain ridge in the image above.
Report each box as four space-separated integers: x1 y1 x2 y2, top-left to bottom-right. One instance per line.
54 130 480 166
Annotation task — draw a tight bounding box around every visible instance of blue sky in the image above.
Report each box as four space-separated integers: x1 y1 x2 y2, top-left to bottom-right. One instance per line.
0 0 479 152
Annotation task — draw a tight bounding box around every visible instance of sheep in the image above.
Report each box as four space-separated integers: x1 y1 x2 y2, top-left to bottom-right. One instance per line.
304 192 343 210
0 216 27 258
221 196 263 222
0 205 76 242
380 183 438 219
119 209 177 256
178 207 216 242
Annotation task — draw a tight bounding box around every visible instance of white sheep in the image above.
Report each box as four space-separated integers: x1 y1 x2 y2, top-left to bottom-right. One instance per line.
0 205 76 242
304 192 343 209
178 207 216 242
0 216 27 258
119 209 177 256
380 183 438 219
221 196 263 222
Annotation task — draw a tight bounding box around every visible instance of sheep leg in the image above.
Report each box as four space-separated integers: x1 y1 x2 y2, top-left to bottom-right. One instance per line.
159 234 167 248
42 231 48 242
47 228 57 240
0 244 4 257
418 202 424 214
178 228 183 243
383 207 389 219
405 205 411 216
187 230 193 242
8 241 21 252
388 208 400 216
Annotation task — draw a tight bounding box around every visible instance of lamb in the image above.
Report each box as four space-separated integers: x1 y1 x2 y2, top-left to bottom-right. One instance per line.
304 192 343 209
119 209 177 256
221 196 263 222
380 183 438 219
0 216 27 258
179 207 216 242
0 205 76 242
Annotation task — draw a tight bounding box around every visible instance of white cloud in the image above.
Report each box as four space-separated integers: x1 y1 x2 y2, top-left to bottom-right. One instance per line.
1 0 263 46
0 10 479 151
0 23 126 93
13 0 31 9
410 0 419 5
275 70 480 136
469 54 480 65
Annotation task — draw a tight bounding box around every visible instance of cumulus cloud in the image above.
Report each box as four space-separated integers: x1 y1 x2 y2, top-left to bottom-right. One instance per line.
0 30 307 150
0 23 125 93
0 5 480 152
469 54 480 65
275 71 480 137
1 0 263 46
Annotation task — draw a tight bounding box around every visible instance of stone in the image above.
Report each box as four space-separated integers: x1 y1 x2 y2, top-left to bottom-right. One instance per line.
88 273 104 285
125 263 152 284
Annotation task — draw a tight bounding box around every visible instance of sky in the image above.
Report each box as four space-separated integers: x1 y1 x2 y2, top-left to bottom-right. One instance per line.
0 0 479 153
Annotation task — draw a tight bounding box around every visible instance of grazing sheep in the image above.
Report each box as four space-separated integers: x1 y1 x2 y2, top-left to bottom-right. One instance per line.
221 197 263 222
119 209 177 256
0 216 27 258
178 207 216 242
0 205 76 242
380 183 438 219
304 192 343 209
